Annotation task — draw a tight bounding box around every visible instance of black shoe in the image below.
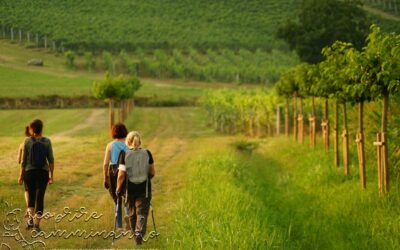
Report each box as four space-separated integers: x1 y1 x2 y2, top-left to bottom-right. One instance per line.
135 235 143 245
26 218 34 229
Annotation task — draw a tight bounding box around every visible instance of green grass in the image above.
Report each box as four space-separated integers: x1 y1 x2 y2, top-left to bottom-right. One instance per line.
169 137 400 249
0 65 94 97
1 106 400 249
0 109 106 136
0 64 206 99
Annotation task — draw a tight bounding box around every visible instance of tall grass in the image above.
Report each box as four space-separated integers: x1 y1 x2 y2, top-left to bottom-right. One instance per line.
169 137 400 249
168 154 284 249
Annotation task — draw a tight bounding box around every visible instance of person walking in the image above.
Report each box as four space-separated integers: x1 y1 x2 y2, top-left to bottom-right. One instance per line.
116 131 155 245
18 119 54 232
103 123 130 231
17 126 32 213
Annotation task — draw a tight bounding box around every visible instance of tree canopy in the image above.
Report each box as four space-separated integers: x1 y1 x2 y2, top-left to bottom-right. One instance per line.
277 0 369 63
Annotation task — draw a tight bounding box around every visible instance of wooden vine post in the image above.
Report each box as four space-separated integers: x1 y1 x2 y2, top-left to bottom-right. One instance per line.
298 97 304 144
356 101 366 189
309 97 316 148
285 99 289 137
306 64 319 149
342 103 349 175
334 102 340 167
321 99 329 153
294 63 310 145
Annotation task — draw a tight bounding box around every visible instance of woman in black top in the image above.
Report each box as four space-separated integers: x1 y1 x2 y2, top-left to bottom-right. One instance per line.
18 119 54 232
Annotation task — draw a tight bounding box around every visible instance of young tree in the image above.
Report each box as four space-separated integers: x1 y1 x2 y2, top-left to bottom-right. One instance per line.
277 69 299 140
93 73 141 128
114 75 141 122
294 63 310 144
342 46 373 190
305 64 320 148
311 63 331 153
84 52 96 72
360 25 400 193
64 50 76 70
93 72 118 129
276 78 292 137
321 41 357 173
103 51 115 74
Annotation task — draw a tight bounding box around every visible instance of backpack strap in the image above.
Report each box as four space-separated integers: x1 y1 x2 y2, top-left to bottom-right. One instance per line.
29 136 36 165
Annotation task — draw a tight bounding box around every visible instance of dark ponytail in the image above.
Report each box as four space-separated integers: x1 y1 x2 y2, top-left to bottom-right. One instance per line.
25 126 31 137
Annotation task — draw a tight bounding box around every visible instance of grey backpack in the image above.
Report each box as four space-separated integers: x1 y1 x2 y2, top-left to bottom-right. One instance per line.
125 148 150 184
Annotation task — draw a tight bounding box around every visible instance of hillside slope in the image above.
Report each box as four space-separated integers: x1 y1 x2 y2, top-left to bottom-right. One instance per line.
0 0 300 51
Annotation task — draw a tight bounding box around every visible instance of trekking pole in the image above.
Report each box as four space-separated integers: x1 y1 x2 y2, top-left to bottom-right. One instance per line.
150 204 158 239
112 198 119 246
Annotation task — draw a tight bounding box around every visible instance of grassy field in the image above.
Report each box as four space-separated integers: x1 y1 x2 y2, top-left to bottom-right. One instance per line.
0 41 243 100
1 106 400 249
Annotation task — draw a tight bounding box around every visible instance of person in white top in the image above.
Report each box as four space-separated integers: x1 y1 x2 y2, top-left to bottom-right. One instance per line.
116 131 155 246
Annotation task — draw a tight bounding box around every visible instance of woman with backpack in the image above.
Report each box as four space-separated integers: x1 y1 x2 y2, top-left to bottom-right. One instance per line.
18 119 54 232
116 131 155 245
103 123 130 231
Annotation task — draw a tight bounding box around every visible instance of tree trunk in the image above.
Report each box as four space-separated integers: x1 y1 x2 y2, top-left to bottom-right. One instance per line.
293 95 298 142
325 99 330 151
381 93 389 193
109 99 115 130
285 99 289 137
119 101 124 122
357 101 366 189
334 101 340 167
298 97 304 144
343 103 349 176
276 105 280 136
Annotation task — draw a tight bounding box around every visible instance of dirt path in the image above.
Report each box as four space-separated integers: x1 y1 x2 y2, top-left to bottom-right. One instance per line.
0 107 211 249
53 109 106 137
362 5 400 21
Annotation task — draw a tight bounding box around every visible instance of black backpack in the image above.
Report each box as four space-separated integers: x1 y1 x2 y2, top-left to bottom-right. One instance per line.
30 137 47 168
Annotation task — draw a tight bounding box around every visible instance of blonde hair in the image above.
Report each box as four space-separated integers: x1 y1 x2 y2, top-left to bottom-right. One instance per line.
126 131 141 149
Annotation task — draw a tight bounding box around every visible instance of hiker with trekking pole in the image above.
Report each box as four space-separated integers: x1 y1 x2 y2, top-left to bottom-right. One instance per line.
103 123 130 232
18 119 54 232
116 131 156 246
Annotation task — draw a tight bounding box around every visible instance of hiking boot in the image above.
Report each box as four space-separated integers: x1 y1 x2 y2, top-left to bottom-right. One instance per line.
135 234 143 245
26 218 34 229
